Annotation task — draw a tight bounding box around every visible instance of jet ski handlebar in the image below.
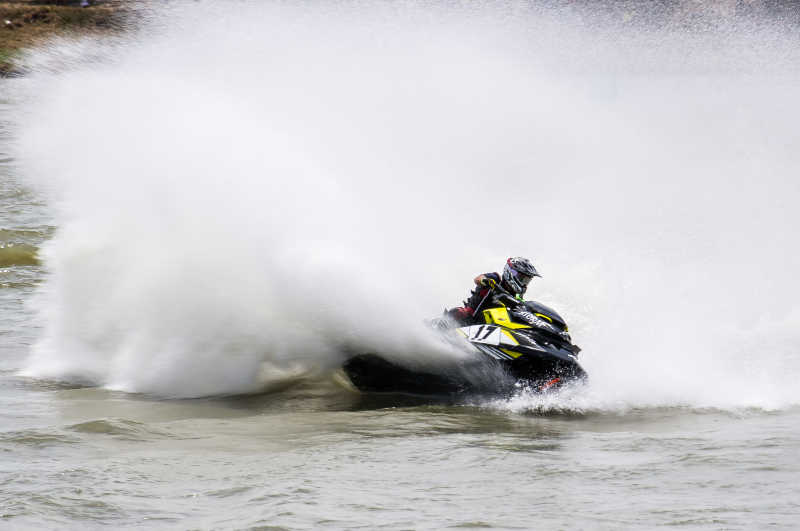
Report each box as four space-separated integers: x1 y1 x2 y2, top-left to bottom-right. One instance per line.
472 284 520 316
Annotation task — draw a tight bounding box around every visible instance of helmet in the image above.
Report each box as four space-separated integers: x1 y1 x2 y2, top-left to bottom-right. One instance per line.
501 257 540 296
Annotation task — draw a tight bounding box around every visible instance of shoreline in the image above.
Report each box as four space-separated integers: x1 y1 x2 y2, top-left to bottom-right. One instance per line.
0 1 128 76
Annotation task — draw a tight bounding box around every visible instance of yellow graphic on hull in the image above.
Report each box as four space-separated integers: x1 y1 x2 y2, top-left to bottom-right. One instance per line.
500 348 523 359
482 307 531 329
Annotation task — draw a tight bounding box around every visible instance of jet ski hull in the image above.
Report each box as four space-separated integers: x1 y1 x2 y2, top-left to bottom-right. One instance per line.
341 343 586 397
340 300 587 397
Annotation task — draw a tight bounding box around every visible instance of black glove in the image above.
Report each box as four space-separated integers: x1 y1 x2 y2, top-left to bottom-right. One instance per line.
480 277 497 289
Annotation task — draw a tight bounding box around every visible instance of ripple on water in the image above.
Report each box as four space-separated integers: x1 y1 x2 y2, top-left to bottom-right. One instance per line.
206 486 253 498
2 492 127 524
0 429 80 448
0 227 53 243
66 419 175 441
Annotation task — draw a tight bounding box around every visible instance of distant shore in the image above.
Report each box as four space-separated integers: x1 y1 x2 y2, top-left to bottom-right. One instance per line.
0 1 127 76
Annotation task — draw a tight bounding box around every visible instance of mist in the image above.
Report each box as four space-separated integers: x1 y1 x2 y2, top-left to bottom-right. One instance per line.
10 1 800 407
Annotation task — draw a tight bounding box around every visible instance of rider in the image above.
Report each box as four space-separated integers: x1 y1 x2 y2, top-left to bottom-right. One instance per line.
448 257 541 324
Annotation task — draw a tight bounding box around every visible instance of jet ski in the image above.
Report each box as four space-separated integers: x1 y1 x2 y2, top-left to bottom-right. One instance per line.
339 287 586 397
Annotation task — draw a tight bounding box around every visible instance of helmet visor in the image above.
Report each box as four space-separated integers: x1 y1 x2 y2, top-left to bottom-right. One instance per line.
513 269 533 288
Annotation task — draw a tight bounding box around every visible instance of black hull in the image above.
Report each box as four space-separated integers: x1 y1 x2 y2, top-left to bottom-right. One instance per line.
341 351 587 397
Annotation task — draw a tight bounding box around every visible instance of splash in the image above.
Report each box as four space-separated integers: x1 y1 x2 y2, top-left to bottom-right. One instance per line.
10 1 800 405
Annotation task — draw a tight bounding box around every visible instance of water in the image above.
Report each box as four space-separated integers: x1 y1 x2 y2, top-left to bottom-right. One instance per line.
2 1 800 528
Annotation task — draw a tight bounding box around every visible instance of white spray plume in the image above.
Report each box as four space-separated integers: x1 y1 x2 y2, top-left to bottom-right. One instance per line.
10 1 800 406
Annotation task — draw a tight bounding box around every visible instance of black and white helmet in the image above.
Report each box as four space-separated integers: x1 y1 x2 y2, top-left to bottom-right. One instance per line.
501 257 541 296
